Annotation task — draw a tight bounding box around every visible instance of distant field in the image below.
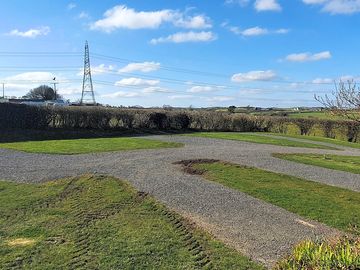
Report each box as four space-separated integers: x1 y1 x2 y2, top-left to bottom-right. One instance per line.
288 111 348 120
0 175 263 269
0 137 182 154
273 153 360 174
188 161 360 232
186 132 339 150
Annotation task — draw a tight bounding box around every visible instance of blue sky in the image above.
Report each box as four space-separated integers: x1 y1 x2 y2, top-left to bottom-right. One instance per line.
1 0 360 107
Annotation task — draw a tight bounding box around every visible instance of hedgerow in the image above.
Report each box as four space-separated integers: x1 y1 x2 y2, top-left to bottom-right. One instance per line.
1 103 359 142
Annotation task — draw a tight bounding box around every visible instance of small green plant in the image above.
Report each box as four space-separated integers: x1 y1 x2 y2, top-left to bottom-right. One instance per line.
275 237 360 270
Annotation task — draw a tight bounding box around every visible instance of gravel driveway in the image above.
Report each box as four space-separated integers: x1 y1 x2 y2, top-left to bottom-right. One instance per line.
1 135 359 267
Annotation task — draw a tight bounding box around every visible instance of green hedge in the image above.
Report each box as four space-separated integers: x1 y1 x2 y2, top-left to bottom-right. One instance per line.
1 104 359 142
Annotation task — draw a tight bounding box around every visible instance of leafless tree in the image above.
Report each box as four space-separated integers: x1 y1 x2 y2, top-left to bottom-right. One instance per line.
315 80 360 122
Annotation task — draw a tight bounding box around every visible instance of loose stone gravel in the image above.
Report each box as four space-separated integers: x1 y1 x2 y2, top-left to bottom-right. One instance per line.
1 135 359 267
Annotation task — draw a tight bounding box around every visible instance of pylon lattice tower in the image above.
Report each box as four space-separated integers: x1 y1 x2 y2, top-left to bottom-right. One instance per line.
80 41 96 105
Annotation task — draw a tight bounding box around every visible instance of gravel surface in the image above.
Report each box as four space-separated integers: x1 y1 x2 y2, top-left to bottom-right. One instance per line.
1 135 359 267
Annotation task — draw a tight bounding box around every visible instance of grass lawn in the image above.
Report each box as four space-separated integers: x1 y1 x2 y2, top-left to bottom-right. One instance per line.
189 162 360 232
273 153 360 174
186 132 338 150
267 133 360 149
0 175 263 270
0 137 182 154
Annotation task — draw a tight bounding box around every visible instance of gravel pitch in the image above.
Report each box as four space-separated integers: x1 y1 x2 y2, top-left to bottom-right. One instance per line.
1 135 359 268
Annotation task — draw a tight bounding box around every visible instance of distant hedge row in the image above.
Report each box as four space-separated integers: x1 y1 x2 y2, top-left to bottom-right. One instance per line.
1 103 359 142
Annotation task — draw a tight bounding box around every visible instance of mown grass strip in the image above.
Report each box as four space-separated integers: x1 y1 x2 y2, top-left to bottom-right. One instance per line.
273 153 360 174
191 162 360 232
0 137 183 154
186 132 338 150
0 175 264 269
267 133 360 149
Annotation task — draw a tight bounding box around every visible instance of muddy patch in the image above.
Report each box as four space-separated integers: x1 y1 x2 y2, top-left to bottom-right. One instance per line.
173 159 219 175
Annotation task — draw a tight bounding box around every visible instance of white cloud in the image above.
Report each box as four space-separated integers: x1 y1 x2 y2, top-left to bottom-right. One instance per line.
78 11 90 19
302 0 360 14
67 3 76 10
231 70 277 83
3 72 57 82
206 96 235 102
142 86 172 93
173 15 212 29
150 31 217 44
7 26 50 38
241 26 269 36
58 87 82 95
115 77 159 87
92 64 115 75
168 94 194 99
228 25 289 36
90 5 212 32
118 62 160 73
312 77 333 84
284 51 332 62
187 85 224 93
102 91 142 98
77 64 115 76
254 0 282 11
1 72 71 95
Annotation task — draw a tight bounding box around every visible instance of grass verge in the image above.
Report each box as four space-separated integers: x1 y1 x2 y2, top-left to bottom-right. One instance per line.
0 175 263 269
185 132 338 150
178 160 360 233
273 153 360 174
268 133 360 149
0 137 182 154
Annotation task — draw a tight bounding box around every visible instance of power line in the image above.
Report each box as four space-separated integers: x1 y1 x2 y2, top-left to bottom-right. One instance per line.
0 51 357 87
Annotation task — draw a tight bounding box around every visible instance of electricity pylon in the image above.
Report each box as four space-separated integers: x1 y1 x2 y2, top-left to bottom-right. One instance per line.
80 41 96 105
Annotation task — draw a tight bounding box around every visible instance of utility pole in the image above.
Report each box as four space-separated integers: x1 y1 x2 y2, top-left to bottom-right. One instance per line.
2 83 4 99
52 77 58 101
80 41 96 105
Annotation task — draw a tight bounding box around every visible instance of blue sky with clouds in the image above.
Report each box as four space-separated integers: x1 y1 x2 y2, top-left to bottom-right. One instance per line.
1 0 360 107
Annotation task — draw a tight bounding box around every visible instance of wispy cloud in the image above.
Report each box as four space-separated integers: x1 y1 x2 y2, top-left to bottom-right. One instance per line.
67 3 76 10
231 70 277 82
115 77 159 87
6 26 50 38
187 85 225 93
302 0 360 14
254 0 282 12
118 62 160 73
102 91 142 98
284 51 332 62
150 31 216 44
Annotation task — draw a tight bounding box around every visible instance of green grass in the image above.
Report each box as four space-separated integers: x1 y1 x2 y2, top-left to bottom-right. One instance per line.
273 153 360 174
0 175 264 270
275 237 360 269
268 133 360 149
186 132 338 150
0 137 183 154
191 162 360 232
